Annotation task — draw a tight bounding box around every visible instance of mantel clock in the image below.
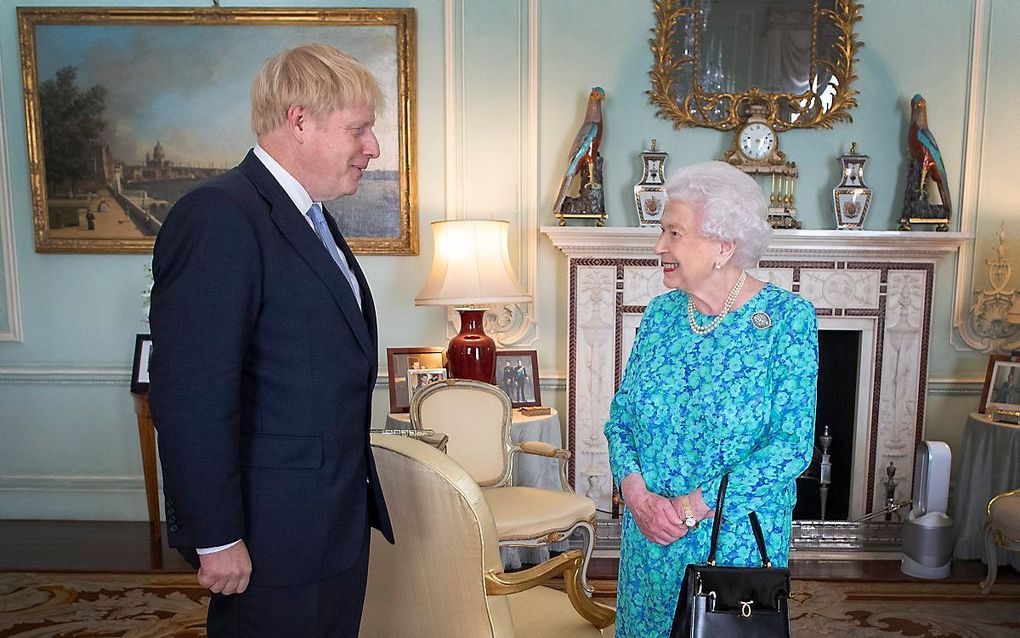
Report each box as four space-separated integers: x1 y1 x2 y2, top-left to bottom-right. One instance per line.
724 106 801 229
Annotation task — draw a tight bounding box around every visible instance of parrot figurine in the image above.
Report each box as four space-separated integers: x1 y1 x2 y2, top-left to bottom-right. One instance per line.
907 94 952 217
553 87 605 214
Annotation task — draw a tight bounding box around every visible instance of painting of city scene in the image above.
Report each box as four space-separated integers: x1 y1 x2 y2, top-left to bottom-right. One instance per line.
18 8 416 254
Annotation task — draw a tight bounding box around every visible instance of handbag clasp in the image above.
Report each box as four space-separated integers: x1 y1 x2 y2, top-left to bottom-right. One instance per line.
740 600 753 618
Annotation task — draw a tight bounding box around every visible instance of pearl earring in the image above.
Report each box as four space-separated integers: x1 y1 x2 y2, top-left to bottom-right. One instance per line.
714 262 722 270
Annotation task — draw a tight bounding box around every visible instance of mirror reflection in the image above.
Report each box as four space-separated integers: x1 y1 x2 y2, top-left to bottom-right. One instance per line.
698 0 835 95
649 0 861 131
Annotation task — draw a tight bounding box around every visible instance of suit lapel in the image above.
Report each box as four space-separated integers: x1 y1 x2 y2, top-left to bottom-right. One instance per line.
323 212 378 346
239 152 374 361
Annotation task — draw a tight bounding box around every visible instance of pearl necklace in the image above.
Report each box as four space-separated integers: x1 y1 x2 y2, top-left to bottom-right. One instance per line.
688 271 747 336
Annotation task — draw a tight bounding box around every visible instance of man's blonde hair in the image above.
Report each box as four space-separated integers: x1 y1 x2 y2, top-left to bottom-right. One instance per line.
251 43 383 136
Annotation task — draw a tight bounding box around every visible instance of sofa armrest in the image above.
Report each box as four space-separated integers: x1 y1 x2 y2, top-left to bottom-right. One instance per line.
484 550 615 629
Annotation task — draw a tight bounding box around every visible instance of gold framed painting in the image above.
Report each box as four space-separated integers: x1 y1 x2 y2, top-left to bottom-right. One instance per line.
17 7 417 255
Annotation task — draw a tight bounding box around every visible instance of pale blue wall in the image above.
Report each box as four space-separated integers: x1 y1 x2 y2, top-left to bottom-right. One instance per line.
0 0 449 519
0 0 1013 520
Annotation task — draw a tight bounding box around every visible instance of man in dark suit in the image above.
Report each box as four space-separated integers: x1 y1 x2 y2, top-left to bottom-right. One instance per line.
149 44 392 637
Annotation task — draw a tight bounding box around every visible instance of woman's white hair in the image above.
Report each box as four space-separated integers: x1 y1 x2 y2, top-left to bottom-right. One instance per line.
665 160 772 268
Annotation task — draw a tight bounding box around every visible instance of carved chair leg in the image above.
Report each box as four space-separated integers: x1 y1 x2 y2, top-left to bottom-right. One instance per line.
573 521 597 596
980 527 999 594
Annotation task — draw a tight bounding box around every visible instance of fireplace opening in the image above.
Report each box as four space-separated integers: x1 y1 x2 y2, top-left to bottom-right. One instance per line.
794 329 860 521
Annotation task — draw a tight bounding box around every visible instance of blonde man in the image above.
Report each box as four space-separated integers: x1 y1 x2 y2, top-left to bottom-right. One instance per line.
150 44 393 637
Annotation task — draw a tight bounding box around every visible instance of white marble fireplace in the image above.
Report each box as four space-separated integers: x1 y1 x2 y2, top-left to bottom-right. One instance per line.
543 227 968 524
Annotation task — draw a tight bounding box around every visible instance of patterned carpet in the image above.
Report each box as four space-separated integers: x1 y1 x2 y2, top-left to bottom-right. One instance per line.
0 573 206 637
1 572 1019 637
789 580 1020 637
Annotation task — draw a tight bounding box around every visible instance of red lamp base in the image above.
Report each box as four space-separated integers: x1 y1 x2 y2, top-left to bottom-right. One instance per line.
447 308 495 383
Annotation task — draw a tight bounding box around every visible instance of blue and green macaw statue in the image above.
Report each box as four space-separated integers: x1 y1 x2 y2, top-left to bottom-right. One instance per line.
553 87 605 215
908 94 952 217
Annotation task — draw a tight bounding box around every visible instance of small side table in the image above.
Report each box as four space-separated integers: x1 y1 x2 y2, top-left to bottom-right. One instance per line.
952 412 1020 569
131 392 161 543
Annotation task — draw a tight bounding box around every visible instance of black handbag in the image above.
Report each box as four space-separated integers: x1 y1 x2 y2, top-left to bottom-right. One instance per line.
670 474 792 638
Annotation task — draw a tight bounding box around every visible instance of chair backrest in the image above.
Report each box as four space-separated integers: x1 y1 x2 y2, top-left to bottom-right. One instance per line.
361 435 514 638
409 378 514 487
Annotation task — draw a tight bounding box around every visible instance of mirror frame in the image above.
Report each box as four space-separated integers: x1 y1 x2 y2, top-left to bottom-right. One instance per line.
648 0 863 131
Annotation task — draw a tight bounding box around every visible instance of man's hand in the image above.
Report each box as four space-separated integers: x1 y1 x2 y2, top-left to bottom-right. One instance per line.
621 473 688 545
198 540 252 595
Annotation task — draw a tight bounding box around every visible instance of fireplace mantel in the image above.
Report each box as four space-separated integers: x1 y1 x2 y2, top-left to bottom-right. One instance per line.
542 226 969 260
543 225 969 533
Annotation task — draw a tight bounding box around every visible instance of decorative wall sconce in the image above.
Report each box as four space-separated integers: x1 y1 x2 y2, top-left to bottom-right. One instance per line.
968 223 1020 352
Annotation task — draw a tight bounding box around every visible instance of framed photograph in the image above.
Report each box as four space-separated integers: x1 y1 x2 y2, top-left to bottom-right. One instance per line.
17 7 417 255
386 347 446 413
495 350 541 408
406 368 448 404
980 353 1020 414
130 333 153 394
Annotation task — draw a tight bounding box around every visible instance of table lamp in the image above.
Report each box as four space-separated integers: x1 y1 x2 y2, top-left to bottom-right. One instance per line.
415 219 530 382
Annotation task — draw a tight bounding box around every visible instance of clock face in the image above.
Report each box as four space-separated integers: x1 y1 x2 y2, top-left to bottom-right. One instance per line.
738 122 776 161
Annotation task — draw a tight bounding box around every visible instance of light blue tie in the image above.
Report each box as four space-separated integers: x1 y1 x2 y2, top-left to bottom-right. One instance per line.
308 203 362 309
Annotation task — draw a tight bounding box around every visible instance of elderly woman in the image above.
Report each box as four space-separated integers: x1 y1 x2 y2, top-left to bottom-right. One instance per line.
604 161 818 637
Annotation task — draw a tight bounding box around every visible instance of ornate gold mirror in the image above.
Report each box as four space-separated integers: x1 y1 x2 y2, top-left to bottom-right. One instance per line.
648 0 863 131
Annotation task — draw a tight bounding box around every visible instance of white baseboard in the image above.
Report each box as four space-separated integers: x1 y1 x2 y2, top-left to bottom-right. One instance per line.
0 474 159 520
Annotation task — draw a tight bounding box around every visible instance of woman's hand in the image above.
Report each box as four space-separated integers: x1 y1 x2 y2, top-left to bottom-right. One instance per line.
671 487 715 527
689 487 714 520
621 473 688 545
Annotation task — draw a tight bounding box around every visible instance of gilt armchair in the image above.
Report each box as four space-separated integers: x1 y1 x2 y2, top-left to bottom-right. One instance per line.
409 378 597 591
980 487 1020 593
361 434 614 637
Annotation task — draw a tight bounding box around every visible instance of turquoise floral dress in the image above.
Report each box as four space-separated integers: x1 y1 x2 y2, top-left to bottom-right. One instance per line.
605 283 818 638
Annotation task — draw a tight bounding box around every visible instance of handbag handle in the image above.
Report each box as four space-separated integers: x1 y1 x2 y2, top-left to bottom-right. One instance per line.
706 474 728 566
705 473 772 568
748 510 772 568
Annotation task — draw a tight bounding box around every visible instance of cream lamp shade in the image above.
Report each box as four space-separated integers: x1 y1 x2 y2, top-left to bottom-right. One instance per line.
415 219 530 307
415 219 530 383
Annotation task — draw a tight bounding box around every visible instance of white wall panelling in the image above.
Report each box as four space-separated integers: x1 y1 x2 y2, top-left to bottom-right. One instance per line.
441 0 537 347
0 52 22 342
951 0 991 352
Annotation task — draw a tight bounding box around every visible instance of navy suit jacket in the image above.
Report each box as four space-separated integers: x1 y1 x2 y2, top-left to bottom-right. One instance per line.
149 150 393 587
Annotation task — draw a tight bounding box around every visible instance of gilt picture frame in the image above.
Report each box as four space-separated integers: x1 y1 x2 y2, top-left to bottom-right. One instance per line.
17 7 417 255
386 347 446 413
